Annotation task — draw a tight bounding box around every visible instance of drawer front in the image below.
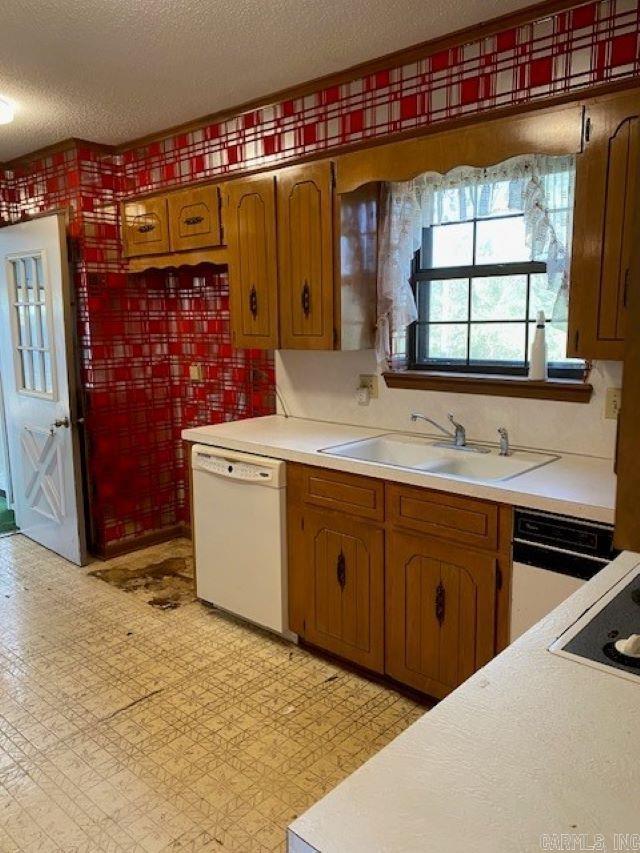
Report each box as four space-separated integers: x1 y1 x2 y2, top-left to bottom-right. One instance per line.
387 484 498 550
168 185 222 251
122 197 170 257
302 466 384 521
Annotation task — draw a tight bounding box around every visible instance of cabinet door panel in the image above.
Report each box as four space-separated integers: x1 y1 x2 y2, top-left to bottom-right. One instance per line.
226 177 278 349
386 531 496 699
569 91 640 359
303 509 384 673
278 162 334 349
168 185 222 251
122 197 170 257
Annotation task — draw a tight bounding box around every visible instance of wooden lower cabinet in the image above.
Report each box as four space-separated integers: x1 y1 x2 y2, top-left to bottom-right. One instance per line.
298 508 385 673
287 463 510 699
385 530 497 699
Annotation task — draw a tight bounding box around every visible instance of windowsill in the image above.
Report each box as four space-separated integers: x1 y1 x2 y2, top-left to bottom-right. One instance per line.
382 369 593 403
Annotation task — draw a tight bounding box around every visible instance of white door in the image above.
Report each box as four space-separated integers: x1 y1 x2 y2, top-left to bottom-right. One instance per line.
0 214 87 564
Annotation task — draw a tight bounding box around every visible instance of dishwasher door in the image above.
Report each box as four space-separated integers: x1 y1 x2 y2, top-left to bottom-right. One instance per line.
192 444 294 640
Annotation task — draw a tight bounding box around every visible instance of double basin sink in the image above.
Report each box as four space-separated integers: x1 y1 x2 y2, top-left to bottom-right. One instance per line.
320 433 558 484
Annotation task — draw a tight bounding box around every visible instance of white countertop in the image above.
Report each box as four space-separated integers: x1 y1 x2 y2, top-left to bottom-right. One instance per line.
287 550 640 853
182 415 616 523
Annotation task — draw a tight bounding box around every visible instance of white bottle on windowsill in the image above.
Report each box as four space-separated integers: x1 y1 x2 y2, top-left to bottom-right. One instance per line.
528 311 548 381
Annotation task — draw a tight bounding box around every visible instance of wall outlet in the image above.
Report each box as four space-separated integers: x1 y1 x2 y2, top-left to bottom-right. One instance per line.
189 363 205 382
359 374 379 399
605 387 622 419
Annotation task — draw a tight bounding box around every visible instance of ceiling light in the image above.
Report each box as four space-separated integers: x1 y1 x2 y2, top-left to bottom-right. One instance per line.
0 97 15 125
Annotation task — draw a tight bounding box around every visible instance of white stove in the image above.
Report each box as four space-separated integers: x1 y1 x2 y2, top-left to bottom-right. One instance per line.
549 561 640 685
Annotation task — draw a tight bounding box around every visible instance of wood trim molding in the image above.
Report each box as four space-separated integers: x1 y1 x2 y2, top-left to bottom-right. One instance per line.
383 370 594 402
126 246 229 273
336 101 584 192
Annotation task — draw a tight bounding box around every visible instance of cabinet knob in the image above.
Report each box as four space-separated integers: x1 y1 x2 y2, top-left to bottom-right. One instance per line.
249 285 258 319
184 215 204 226
136 222 155 234
301 280 311 317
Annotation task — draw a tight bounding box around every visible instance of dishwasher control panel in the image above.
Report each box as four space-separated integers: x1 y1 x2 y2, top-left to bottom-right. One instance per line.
193 446 284 486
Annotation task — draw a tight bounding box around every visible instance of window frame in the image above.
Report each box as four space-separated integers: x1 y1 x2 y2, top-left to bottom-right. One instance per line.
408 212 583 380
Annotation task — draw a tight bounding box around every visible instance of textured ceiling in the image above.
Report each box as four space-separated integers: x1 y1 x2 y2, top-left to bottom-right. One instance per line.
0 0 536 161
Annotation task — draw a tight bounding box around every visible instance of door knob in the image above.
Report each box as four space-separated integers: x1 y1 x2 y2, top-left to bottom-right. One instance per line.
50 416 70 435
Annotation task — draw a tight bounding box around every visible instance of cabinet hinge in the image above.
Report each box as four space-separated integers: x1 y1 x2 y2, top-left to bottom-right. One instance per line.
329 161 336 188
300 516 305 531
583 114 592 145
496 566 503 591
333 327 339 348
574 329 580 352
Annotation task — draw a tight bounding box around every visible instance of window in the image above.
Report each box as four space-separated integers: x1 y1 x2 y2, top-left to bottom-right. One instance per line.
8 252 56 397
403 159 583 378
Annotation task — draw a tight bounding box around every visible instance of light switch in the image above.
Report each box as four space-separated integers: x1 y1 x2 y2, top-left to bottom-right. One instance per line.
189 363 205 381
605 387 622 419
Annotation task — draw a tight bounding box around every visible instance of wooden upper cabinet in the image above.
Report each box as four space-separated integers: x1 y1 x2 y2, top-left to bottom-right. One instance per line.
122 196 170 257
386 531 496 699
277 162 335 349
301 508 384 673
167 185 222 251
614 137 640 551
569 91 640 360
226 175 279 349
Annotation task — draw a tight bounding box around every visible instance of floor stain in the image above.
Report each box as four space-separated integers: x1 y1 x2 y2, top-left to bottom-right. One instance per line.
89 555 196 609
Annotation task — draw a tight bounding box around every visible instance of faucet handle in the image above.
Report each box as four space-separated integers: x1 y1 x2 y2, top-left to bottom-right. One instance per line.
447 413 464 431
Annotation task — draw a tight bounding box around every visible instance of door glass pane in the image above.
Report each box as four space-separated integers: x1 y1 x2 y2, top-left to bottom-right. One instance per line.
470 322 525 363
431 222 474 267
8 252 55 397
21 350 33 390
424 279 469 322
471 276 527 320
475 216 529 263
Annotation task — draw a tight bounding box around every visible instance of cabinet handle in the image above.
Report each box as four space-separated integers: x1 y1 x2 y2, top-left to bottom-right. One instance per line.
336 550 346 590
249 285 258 319
435 581 445 626
623 267 631 309
137 222 155 234
184 215 204 226
301 280 311 317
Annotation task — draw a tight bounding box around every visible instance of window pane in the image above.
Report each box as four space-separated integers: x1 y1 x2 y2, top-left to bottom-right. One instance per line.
526 321 576 365
432 185 475 224
423 279 468 322
475 178 524 218
431 222 474 267
423 324 467 361
21 351 33 391
529 273 556 320
470 322 526 363
475 216 529 263
471 275 527 320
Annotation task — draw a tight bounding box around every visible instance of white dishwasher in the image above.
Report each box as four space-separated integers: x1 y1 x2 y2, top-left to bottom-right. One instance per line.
192 444 294 640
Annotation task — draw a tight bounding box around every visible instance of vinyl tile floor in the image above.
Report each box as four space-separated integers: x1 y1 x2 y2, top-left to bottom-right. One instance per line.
0 535 426 852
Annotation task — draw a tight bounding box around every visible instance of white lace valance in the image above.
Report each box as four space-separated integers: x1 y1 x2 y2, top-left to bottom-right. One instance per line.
375 154 576 363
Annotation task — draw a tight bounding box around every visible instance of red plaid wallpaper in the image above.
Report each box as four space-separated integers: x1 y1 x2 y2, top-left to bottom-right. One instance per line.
0 0 639 550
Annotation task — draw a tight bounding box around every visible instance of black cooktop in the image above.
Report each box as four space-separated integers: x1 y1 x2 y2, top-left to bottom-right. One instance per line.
560 571 640 677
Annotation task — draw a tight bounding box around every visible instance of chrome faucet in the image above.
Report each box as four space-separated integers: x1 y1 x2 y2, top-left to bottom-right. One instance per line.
498 427 510 456
410 412 466 446
410 412 490 454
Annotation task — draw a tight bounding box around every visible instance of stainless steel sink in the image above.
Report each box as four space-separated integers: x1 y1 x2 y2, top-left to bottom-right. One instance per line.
319 433 558 483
